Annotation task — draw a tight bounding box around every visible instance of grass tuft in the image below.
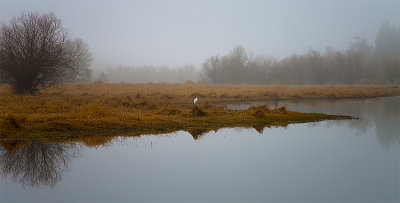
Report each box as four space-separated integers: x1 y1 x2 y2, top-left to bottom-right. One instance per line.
277 106 287 113
2 114 25 130
190 105 208 117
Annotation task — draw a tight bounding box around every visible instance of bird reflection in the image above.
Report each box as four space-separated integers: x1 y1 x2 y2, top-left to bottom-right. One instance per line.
0 140 79 188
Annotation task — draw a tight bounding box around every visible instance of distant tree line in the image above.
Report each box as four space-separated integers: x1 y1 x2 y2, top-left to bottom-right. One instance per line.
202 22 400 84
1 11 398 92
95 64 198 83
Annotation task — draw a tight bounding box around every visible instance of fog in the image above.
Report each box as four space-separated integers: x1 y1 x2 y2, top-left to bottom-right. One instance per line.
96 65 199 83
1 0 399 83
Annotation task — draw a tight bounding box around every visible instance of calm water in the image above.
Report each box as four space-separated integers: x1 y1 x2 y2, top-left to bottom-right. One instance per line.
1 97 399 203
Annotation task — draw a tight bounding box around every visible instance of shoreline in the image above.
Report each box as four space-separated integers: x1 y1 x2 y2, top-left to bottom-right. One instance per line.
1 83 397 139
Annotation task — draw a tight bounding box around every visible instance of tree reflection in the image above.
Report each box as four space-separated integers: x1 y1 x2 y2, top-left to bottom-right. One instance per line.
374 97 400 149
0 140 79 188
375 118 399 149
244 97 400 149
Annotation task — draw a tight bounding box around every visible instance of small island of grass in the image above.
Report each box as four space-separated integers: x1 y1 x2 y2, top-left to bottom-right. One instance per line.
3 83 398 139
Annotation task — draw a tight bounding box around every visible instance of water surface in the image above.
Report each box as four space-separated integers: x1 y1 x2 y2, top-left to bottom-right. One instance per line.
1 97 399 202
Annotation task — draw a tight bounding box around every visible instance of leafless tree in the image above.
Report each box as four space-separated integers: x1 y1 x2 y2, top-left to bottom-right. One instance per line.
201 56 222 83
384 60 400 84
224 45 248 84
0 12 91 94
201 45 250 84
64 38 93 82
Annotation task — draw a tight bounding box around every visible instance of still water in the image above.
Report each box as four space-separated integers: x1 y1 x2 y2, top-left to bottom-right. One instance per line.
1 97 399 202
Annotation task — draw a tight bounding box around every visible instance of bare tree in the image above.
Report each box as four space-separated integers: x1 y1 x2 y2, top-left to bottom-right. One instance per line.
201 46 249 84
384 60 400 84
0 12 91 94
201 56 222 83
307 49 325 84
224 45 248 84
64 38 93 82
247 55 274 84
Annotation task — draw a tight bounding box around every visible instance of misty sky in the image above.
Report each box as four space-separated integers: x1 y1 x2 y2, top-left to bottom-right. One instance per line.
1 0 399 69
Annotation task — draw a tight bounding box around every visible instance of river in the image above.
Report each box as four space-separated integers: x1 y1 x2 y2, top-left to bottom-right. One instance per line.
1 96 399 202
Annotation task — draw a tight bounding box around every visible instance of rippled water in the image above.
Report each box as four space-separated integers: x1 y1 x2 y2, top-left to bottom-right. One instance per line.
1 97 399 202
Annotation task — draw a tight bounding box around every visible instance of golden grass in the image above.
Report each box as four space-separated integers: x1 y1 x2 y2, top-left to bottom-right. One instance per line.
1 83 398 139
2 83 399 103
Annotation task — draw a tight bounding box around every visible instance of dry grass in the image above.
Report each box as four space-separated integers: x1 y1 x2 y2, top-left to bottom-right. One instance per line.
1 83 396 139
2 83 399 103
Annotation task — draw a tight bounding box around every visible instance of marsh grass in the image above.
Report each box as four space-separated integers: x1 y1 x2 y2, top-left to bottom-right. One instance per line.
1 83 397 139
190 105 208 117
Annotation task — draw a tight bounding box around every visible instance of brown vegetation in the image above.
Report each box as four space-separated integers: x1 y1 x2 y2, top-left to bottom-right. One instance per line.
1 83 397 139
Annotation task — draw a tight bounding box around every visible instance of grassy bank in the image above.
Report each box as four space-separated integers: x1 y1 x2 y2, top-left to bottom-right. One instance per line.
2 83 397 139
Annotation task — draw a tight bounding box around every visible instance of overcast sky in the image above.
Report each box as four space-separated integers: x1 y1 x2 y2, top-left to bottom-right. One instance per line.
1 0 399 69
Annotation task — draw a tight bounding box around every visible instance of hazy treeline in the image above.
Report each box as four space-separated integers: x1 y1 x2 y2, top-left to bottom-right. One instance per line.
202 22 400 84
11 21 394 85
95 65 199 83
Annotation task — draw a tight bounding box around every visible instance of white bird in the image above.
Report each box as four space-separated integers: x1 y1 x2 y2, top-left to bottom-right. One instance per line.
193 97 198 105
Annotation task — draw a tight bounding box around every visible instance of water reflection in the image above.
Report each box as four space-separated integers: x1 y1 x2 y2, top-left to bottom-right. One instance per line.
0 97 398 190
187 128 215 140
0 140 79 188
228 96 400 149
374 114 399 149
252 123 267 134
